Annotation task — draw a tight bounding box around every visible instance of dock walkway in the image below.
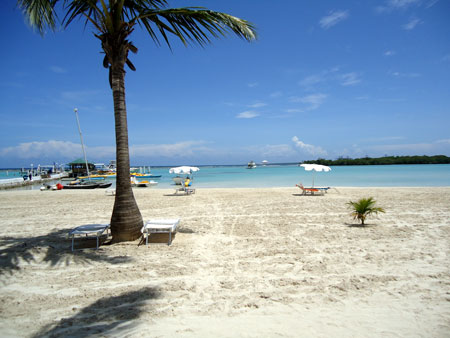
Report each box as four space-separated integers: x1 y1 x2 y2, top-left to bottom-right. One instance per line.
0 173 68 190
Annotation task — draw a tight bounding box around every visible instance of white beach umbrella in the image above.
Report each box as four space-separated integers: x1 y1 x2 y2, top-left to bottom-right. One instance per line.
169 166 200 175
300 164 331 187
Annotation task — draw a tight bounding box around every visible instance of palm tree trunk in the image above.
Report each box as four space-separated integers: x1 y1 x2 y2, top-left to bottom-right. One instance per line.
109 61 143 242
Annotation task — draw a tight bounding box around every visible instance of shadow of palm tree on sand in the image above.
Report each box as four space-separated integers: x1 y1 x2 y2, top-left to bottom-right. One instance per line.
0 228 132 277
32 287 162 338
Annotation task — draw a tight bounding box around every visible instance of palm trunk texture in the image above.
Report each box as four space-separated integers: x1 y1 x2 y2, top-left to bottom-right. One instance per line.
109 57 143 242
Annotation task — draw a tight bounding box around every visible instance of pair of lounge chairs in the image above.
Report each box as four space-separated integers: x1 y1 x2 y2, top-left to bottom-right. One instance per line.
295 183 330 196
69 218 180 251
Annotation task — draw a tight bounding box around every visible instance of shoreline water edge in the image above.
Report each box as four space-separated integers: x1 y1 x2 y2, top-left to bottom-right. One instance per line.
1 164 450 190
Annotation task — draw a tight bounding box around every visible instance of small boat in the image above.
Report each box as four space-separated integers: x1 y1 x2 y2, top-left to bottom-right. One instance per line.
131 173 161 179
63 182 99 189
247 161 257 169
131 176 158 187
136 180 158 187
78 175 106 180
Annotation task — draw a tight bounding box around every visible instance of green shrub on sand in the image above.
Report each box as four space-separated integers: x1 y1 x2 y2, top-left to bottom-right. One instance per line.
347 197 385 225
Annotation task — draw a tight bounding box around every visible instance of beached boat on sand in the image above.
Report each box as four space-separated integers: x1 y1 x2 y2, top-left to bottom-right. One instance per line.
63 182 99 189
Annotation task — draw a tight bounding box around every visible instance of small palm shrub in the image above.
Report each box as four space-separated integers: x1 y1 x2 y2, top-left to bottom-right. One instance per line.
347 197 385 225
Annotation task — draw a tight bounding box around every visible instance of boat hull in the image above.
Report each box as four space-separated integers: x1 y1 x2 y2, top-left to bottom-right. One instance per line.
63 183 99 189
97 182 112 188
131 174 161 179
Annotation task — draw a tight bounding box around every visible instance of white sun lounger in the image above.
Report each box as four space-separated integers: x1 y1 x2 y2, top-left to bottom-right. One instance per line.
141 219 180 247
68 224 110 251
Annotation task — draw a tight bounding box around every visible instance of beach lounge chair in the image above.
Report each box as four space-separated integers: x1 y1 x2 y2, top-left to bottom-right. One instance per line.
295 183 325 196
141 219 180 247
175 180 196 195
317 187 331 193
68 223 110 251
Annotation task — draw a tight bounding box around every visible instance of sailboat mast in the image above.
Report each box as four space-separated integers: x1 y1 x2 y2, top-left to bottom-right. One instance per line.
74 108 91 181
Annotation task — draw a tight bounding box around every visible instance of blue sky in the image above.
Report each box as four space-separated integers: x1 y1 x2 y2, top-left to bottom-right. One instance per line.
1 0 449 167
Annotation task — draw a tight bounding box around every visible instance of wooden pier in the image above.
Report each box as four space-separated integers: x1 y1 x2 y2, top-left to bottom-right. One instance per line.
0 173 68 190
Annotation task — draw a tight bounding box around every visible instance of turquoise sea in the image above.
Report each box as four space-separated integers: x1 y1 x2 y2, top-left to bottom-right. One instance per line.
1 164 449 189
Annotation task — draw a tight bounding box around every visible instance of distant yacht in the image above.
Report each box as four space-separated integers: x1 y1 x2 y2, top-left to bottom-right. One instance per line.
261 160 268 166
247 161 257 169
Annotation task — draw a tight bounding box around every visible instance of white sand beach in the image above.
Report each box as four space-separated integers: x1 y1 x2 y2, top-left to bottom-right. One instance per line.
0 187 449 337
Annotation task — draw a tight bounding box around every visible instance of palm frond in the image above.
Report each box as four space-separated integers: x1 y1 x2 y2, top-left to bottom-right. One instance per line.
63 0 106 33
132 7 257 48
17 0 59 35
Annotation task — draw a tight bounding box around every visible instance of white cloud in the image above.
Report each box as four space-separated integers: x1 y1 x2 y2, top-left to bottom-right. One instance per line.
247 82 259 88
60 90 105 103
290 93 327 111
0 140 212 162
247 102 267 108
299 74 324 87
376 0 421 12
377 97 406 102
361 139 450 156
285 108 304 113
340 72 361 86
319 10 349 29
403 17 422 30
361 136 406 143
390 71 421 78
50 66 67 74
388 0 420 8
292 136 327 157
300 67 359 89
130 141 208 158
384 50 396 56
355 95 370 100
236 111 259 119
0 140 84 159
368 143 434 153
269 91 283 98
425 0 439 8
260 144 297 158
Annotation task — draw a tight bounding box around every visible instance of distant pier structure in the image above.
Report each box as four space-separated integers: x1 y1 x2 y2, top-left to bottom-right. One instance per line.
0 164 68 190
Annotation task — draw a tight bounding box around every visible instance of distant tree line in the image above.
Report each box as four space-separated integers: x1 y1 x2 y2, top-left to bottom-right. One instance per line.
302 155 450 166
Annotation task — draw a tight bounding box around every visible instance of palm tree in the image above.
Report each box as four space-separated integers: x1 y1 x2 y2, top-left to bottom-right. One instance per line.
347 197 385 225
17 0 257 242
